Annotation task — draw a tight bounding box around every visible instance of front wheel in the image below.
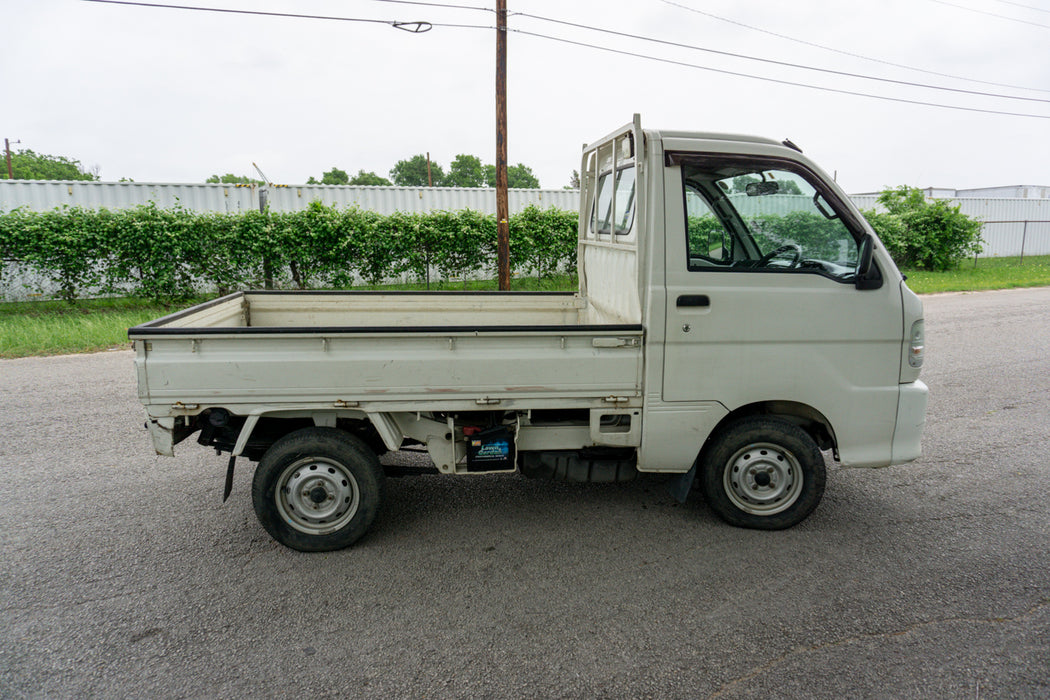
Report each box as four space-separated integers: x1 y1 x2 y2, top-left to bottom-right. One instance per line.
252 427 384 552
699 417 825 530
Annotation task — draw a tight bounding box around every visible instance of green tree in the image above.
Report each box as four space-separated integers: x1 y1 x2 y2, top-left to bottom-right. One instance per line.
307 167 350 185
445 154 485 187
390 155 445 187
508 164 540 188
348 170 392 186
878 185 927 215
482 163 540 188
565 170 580 190
2 149 98 181
206 173 261 184
862 185 983 271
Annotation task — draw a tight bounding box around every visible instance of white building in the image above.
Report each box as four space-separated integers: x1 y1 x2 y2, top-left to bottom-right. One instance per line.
922 185 1050 199
852 185 1050 200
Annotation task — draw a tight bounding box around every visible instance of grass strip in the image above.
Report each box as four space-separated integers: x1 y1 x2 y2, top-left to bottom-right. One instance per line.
901 254 1050 294
0 297 192 358
0 310 161 357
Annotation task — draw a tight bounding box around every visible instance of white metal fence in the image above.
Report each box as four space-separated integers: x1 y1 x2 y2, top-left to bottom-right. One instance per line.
0 180 579 216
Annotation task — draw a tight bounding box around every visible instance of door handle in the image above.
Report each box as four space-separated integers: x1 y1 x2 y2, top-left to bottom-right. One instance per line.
676 294 710 308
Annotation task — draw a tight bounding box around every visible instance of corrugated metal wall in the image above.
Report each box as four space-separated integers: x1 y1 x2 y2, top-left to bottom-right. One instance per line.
1 179 1043 226
0 180 257 213
847 194 1050 222
0 180 579 215
265 184 578 215
950 198 1050 257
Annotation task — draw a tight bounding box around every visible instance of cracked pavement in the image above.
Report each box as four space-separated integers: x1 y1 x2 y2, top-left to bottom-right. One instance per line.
1 287 1048 698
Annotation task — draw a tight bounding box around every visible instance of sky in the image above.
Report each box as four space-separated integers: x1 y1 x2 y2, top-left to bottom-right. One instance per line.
4 0 1050 195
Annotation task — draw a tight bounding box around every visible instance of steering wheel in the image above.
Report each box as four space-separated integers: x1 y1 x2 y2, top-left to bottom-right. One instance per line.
756 243 802 268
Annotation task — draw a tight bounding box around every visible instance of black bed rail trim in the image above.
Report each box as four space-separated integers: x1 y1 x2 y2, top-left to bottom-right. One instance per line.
243 290 576 297
131 291 246 330
130 323 644 337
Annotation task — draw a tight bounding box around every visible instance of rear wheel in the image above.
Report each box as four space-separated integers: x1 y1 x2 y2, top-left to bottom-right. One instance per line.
699 417 825 530
252 427 384 552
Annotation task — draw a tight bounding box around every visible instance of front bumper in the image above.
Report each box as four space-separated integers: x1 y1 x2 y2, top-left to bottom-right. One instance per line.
891 380 928 465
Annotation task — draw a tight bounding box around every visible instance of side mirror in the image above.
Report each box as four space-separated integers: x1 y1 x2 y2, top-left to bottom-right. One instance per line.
855 234 882 290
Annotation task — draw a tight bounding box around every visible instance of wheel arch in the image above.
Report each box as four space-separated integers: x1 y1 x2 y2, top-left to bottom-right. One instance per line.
701 400 837 462
200 407 388 461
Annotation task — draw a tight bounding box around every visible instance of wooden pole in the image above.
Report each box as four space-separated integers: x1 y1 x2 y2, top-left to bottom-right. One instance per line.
495 0 510 290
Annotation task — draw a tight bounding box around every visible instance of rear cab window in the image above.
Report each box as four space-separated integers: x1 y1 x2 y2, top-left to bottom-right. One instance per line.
586 133 637 239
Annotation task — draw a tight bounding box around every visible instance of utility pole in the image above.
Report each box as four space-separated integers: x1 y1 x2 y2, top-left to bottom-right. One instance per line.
252 162 275 289
426 152 433 187
495 0 510 290
4 138 18 180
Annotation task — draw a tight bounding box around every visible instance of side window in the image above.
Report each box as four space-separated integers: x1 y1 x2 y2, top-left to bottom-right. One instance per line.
682 162 861 281
591 166 636 236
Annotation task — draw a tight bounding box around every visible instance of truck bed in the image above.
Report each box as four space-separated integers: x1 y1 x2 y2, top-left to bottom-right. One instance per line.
129 291 645 412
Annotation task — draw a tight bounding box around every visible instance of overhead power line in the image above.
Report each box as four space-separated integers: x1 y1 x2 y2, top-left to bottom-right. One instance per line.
655 0 1050 94
511 28 1050 120
514 11 1050 104
81 0 493 31
926 0 1050 28
362 0 493 12
992 0 1050 14
84 0 1050 120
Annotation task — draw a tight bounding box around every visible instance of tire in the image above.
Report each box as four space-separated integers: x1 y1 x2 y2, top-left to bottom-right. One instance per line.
699 417 825 530
252 427 384 552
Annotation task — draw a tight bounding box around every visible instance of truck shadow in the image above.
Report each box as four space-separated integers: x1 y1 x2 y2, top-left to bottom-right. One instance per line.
370 469 716 544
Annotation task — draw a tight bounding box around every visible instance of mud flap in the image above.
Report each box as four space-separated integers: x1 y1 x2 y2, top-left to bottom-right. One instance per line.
223 456 236 502
667 463 697 504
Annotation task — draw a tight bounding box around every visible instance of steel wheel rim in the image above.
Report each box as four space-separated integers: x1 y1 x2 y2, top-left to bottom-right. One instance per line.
276 457 360 535
723 442 803 516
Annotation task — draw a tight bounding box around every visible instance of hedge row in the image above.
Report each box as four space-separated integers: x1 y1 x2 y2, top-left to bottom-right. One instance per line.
0 202 579 302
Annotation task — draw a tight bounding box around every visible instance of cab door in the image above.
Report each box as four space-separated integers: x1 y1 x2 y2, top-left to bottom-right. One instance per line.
660 150 903 466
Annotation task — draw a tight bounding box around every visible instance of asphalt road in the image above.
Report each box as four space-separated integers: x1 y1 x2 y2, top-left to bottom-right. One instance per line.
1 288 1048 699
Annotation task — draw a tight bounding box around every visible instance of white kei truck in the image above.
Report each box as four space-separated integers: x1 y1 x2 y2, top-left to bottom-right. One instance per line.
130 116 928 552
